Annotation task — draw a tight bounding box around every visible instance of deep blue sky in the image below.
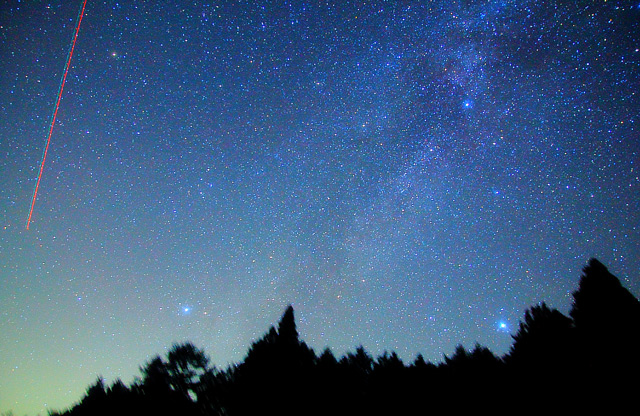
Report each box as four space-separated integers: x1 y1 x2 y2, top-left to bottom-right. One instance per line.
1 1 639 415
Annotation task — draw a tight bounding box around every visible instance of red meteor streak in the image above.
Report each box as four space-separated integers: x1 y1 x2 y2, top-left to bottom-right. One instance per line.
26 0 88 230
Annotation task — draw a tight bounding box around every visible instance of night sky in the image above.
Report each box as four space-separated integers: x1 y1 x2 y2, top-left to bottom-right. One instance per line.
1 1 639 414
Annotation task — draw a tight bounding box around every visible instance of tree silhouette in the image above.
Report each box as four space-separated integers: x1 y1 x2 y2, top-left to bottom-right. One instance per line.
571 259 640 341
49 259 640 415
195 365 237 416
368 351 408 414
139 341 209 402
136 342 209 415
439 344 505 412
406 354 438 407
340 345 374 376
506 302 574 373
442 343 502 375
49 377 142 416
78 377 108 414
502 302 575 409
374 350 404 373
335 345 374 412
230 305 316 415
106 378 129 398
317 347 338 369
166 342 210 401
277 304 299 344
569 258 640 397
140 355 172 395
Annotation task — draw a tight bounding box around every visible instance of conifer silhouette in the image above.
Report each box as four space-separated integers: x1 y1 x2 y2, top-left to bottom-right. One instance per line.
506 302 574 373
50 259 639 415
569 258 640 398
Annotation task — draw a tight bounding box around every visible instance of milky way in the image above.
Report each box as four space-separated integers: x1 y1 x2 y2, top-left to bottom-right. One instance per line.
1 1 638 415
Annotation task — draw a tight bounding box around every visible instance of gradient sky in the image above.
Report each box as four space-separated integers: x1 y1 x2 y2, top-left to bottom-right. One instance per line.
1 1 639 415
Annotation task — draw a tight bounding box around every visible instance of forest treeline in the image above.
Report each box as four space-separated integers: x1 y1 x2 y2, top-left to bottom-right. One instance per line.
51 258 640 414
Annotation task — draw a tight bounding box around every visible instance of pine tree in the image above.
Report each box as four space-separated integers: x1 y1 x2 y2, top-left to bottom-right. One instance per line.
570 259 640 377
506 302 574 373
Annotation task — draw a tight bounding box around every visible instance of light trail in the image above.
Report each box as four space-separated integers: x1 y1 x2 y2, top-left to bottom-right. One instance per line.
26 0 88 230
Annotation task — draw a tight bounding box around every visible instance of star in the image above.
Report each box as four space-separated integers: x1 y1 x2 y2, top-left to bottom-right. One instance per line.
2 2 638 415
497 322 509 333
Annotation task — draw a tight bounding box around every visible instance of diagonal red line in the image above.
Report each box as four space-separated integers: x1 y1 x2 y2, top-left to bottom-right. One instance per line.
27 0 88 230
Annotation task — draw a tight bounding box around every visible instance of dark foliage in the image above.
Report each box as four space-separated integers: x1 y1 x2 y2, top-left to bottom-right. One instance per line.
52 258 638 415
571 259 640 368
568 258 640 402
506 302 574 373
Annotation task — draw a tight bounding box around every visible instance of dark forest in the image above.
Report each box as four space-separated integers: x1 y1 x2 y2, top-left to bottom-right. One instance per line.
50 258 640 414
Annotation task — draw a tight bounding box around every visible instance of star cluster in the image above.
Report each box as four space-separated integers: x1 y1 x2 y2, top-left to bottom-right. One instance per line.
1 1 639 415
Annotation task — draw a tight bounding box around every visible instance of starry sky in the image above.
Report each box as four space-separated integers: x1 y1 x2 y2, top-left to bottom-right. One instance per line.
1 1 639 414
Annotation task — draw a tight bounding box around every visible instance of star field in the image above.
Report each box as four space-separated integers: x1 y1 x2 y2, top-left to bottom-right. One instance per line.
1 1 639 415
